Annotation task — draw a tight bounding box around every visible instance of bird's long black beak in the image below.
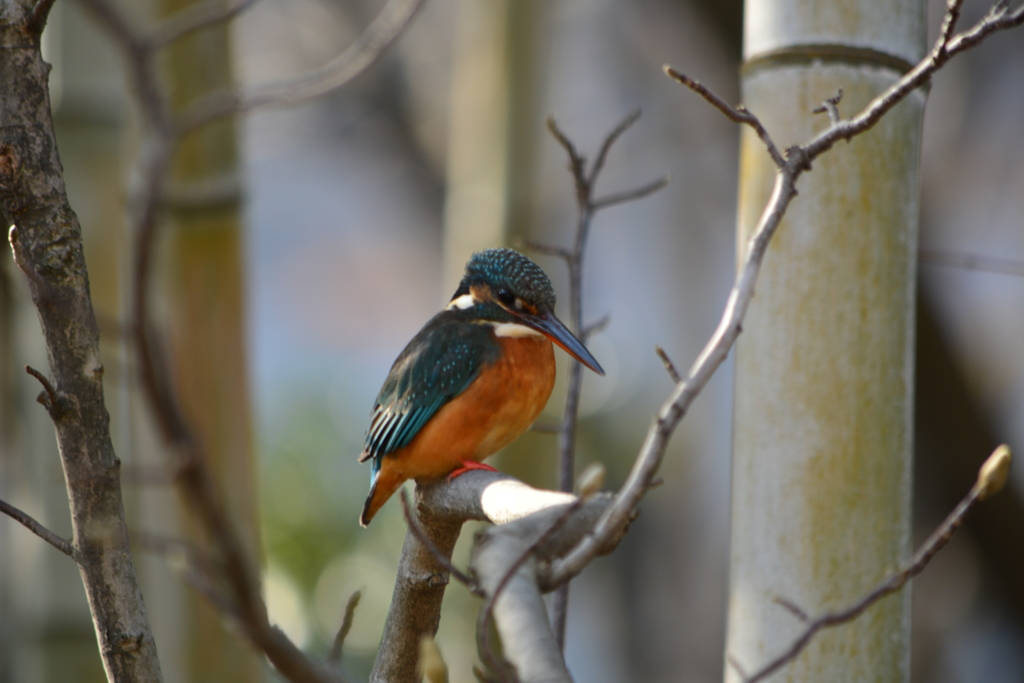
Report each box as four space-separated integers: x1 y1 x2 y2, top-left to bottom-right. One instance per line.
524 311 605 376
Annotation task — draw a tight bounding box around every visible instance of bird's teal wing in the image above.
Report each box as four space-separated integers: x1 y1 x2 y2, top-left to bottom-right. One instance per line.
360 314 498 476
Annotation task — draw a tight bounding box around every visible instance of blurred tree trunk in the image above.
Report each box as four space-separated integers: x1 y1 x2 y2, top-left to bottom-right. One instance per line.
158 2 262 680
727 0 925 680
441 0 554 483
441 0 544 286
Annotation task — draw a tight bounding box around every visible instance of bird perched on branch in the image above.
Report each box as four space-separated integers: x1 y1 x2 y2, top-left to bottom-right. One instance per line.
358 248 604 526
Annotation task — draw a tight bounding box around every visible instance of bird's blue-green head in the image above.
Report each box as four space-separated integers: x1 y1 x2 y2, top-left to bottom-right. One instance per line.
448 248 604 375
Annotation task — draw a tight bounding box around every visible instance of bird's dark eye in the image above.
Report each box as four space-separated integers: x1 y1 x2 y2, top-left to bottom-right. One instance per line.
496 288 516 307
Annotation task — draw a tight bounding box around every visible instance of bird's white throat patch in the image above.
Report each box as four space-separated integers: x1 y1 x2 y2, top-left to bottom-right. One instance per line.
447 293 478 310
491 322 545 339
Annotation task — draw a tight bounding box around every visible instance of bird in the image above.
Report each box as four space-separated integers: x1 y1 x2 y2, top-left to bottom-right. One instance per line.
358 247 604 526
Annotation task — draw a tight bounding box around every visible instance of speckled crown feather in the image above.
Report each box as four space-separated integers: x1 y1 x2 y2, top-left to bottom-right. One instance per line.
462 248 556 312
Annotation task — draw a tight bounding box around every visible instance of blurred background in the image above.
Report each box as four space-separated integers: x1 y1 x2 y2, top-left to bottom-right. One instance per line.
0 0 1021 681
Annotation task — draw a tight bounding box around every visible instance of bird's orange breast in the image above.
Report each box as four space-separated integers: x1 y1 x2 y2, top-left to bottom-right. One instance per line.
385 333 555 483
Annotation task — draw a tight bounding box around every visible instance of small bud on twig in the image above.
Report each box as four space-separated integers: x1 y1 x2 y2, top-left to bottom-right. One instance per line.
976 444 1012 500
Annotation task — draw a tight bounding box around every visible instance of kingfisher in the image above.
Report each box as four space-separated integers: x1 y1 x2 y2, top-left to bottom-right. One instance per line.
358 248 604 526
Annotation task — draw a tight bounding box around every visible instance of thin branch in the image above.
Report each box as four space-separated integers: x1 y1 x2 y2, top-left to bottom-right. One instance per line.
812 89 843 126
150 0 260 47
773 596 810 623
327 590 362 665
400 491 481 594
541 110 665 648
0 497 78 560
919 248 1024 277
804 1 1024 159
581 314 611 340
545 116 587 204
735 445 1012 683
588 108 641 185
174 0 427 134
591 175 669 211
530 422 562 434
25 364 65 416
654 346 682 384
518 240 572 262
938 0 967 49
553 0 1024 589
664 66 785 168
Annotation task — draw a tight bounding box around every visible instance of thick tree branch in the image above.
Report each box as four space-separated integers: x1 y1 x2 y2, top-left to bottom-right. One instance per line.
372 472 615 683
0 13 164 682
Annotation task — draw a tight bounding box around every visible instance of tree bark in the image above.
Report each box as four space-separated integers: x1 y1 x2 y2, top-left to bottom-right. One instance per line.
0 3 163 682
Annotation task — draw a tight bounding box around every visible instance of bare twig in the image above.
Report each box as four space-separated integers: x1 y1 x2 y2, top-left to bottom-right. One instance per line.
733 445 1012 683
0 497 78 560
537 111 667 647
654 346 682 384
592 176 670 210
663 67 785 168
174 0 428 134
589 108 641 185
327 590 362 665
772 596 810 623
400 491 481 594
581 314 611 341
937 0 968 54
72 0 425 678
530 422 562 434
25 364 65 416
919 248 1024 277
517 240 572 262
550 0 1024 589
812 89 843 126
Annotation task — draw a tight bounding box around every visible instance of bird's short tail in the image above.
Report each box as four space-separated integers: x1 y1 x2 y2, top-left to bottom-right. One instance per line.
359 466 405 527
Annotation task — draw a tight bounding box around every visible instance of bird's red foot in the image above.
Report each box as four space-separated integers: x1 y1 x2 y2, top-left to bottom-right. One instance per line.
448 460 499 480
